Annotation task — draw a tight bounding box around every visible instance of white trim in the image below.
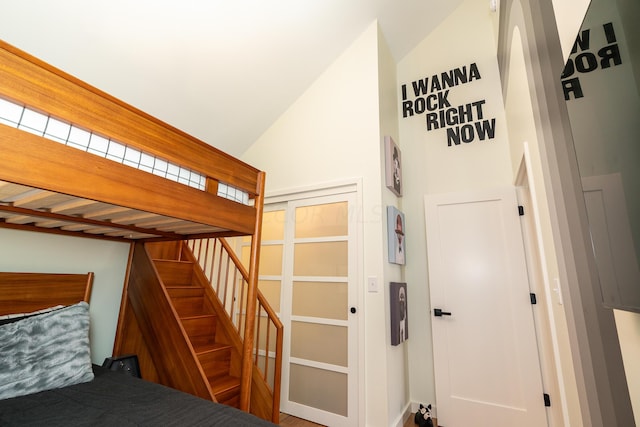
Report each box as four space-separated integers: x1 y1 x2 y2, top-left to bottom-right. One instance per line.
294 236 349 244
264 178 359 203
290 276 348 283
517 142 570 427
284 401 349 427
257 275 282 281
291 315 348 327
290 357 348 374
391 402 413 427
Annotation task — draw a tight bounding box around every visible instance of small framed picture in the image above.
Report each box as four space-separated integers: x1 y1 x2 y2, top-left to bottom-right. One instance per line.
384 136 402 196
390 282 408 345
387 206 406 265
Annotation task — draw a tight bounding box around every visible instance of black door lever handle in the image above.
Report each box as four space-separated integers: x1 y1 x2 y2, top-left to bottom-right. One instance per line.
434 308 452 317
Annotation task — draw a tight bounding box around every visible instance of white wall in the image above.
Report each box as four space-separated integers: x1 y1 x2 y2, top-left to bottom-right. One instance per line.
397 0 513 412
552 0 591 60
614 309 640 422
0 228 130 364
377 26 411 427
242 22 404 426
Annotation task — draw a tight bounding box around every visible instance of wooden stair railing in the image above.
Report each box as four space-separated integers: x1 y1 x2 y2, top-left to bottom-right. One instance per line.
186 237 283 424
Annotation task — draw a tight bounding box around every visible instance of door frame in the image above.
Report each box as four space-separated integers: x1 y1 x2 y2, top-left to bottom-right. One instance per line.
515 143 569 427
263 179 364 427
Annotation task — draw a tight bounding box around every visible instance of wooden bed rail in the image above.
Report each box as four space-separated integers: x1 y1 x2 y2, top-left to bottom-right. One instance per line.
0 130 256 235
0 40 260 196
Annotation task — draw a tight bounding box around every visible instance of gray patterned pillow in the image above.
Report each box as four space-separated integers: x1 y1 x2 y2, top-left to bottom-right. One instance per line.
0 302 94 400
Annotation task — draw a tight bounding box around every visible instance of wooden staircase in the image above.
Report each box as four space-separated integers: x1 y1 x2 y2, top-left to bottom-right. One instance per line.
156 257 242 407
113 240 282 423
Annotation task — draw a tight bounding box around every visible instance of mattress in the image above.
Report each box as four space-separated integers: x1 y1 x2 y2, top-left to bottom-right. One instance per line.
0 365 276 426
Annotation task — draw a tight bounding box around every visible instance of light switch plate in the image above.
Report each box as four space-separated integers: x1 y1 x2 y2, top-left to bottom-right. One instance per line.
367 276 378 293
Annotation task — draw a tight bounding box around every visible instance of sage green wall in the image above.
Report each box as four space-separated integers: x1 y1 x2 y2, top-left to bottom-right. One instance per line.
0 228 129 365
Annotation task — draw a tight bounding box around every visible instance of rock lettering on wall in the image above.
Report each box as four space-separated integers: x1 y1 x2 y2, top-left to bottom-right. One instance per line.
562 22 623 100
400 63 496 147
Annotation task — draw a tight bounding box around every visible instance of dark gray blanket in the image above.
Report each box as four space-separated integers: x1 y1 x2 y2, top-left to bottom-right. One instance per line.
0 366 276 426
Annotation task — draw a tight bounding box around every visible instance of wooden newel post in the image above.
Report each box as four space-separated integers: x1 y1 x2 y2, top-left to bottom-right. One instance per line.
239 171 266 412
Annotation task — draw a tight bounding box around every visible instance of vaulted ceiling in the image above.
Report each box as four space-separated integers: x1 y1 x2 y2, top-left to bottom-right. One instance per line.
0 0 462 156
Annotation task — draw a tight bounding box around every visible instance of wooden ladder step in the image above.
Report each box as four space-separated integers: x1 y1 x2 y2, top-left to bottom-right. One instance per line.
181 314 218 347
198 343 232 380
195 341 230 355
153 259 194 286
166 286 205 298
166 287 212 317
210 375 241 407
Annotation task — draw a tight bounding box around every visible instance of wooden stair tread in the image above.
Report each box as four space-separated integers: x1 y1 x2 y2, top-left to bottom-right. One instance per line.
165 285 202 289
152 259 193 264
195 342 231 354
209 375 240 394
181 313 216 320
149 244 247 413
165 287 205 300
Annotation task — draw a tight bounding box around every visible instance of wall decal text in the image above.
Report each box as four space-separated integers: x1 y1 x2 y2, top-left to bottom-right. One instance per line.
400 63 496 147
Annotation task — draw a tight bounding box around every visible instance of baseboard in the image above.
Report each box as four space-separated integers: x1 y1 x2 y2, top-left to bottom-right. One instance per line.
391 401 413 427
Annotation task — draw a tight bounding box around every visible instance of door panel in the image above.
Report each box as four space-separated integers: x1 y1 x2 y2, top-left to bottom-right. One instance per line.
254 192 358 427
425 188 547 427
289 364 348 416
292 281 348 320
290 322 348 366
294 202 349 238
293 241 348 276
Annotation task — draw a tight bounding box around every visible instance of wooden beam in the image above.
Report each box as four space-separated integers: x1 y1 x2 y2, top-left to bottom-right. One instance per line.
0 221 130 242
0 205 182 239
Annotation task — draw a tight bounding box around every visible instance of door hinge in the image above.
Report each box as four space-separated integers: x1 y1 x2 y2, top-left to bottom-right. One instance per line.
518 205 525 216
530 293 537 304
544 393 551 407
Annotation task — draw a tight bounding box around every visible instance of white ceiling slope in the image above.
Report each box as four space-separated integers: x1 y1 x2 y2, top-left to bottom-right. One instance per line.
0 0 462 156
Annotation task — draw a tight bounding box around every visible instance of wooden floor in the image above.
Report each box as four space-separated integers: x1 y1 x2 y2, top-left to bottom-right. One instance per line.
279 413 418 427
279 413 325 427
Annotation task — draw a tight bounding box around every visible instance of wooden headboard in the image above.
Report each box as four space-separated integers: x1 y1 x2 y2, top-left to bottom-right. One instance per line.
0 272 93 316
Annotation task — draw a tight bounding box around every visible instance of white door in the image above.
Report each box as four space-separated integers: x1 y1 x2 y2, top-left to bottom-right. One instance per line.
424 187 547 427
248 188 359 427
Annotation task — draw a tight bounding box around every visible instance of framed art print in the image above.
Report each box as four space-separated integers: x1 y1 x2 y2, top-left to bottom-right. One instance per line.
387 206 406 265
390 282 408 345
384 136 402 196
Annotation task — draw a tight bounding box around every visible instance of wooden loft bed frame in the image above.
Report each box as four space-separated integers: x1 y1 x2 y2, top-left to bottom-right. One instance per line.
0 41 263 241
0 40 277 421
